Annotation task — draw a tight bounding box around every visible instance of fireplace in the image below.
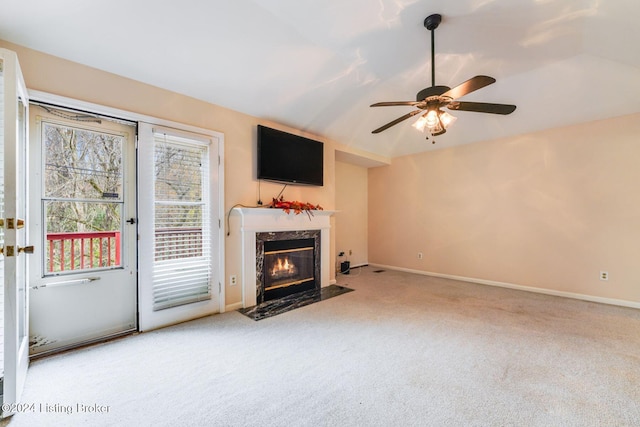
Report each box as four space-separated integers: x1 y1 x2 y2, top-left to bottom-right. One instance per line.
229 207 334 309
257 231 320 304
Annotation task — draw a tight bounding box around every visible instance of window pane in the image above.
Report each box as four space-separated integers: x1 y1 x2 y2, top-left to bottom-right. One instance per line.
44 201 122 273
45 201 121 233
152 133 210 311
43 122 123 200
154 143 203 202
155 204 203 261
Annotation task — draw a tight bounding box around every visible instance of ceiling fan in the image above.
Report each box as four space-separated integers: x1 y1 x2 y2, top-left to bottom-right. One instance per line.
370 14 516 140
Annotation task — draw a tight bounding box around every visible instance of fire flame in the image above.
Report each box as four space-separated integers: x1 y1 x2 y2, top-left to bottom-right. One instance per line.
271 256 296 276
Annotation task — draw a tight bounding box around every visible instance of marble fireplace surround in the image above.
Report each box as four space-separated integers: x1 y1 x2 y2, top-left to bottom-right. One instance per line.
231 208 334 308
256 229 321 304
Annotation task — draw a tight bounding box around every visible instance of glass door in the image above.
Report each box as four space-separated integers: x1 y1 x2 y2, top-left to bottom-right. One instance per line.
0 48 31 418
137 123 221 331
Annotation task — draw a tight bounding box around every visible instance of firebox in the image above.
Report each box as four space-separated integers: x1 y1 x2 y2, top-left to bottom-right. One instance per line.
256 230 320 304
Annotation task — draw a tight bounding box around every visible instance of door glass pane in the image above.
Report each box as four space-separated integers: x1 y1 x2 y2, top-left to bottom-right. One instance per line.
42 121 125 275
0 59 5 373
44 201 122 273
43 122 123 200
17 97 27 343
152 136 211 311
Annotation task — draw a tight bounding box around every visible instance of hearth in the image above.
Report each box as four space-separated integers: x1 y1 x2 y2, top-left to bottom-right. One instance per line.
256 230 320 304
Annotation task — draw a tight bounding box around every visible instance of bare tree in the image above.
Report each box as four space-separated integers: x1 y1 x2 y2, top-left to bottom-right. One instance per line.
44 123 123 233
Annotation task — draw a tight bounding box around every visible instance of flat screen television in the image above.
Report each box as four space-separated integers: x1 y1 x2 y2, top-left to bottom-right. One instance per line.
257 125 324 186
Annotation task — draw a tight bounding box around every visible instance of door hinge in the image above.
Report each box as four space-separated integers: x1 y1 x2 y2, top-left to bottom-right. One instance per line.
218 282 221 294
218 155 221 166
218 219 221 228
135 135 139 149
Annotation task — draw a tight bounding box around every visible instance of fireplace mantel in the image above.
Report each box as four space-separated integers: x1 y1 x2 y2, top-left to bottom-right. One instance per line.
230 207 335 308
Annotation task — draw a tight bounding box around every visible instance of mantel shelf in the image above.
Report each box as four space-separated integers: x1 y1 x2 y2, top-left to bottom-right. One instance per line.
232 207 336 216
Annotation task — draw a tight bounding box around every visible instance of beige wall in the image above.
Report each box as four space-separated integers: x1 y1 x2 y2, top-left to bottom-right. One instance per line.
335 161 368 270
0 40 346 308
369 113 640 304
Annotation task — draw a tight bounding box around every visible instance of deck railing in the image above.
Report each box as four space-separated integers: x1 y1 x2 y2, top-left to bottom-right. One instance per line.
46 231 121 273
47 228 203 272
154 227 203 261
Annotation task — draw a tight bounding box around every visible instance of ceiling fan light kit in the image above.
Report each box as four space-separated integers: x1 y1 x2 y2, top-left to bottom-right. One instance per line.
371 13 516 142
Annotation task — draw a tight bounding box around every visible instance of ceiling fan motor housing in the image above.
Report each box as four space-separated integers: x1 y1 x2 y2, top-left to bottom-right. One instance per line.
416 85 450 102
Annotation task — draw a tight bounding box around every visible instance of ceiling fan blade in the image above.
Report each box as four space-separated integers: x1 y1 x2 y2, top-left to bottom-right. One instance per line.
372 110 423 134
370 101 420 107
441 75 496 100
448 101 516 115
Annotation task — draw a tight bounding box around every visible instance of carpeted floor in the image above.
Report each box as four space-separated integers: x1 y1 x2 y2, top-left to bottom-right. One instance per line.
2 267 640 426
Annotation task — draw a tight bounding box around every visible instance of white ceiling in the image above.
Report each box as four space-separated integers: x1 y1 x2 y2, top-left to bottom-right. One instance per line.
1 0 639 159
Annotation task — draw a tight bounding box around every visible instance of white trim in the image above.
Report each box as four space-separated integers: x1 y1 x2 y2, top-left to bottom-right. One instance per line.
369 264 640 310
28 90 223 140
225 302 244 312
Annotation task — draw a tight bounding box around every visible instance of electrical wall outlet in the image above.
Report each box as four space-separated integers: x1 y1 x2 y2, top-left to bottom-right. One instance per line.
600 271 608 281
230 275 237 286
417 252 423 259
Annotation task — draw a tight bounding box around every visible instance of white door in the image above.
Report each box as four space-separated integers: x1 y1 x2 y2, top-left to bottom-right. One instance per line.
137 123 222 331
28 104 137 356
0 49 31 417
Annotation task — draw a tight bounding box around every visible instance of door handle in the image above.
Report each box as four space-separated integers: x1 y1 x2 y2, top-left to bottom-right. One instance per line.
31 277 100 290
126 218 136 224
2 245 35 256
3 218 26 229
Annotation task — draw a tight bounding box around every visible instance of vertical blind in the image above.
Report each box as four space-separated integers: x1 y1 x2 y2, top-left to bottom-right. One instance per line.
152 133 211 310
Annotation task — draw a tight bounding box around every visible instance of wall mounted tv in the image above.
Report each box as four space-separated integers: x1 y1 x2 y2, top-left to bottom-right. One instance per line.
257 125 324 186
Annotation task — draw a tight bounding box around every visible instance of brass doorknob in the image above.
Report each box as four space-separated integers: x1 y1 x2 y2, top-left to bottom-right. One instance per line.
17 219 25 229
18 245 34 254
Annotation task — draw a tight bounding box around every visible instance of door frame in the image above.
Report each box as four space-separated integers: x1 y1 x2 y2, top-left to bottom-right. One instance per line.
27 90 226 326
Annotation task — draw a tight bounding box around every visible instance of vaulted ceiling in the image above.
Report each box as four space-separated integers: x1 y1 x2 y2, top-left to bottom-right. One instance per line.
1 0 639 158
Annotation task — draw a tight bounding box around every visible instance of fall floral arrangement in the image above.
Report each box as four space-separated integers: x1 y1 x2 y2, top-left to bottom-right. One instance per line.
271 196 323 218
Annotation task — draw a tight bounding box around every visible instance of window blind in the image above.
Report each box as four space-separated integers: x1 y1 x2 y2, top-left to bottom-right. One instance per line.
152 133 211 310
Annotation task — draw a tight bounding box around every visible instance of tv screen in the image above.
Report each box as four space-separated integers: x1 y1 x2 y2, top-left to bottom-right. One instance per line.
257 125 324 186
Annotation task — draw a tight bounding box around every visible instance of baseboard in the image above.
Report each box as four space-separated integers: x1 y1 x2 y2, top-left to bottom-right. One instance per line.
369 263 640 310
225 302 244 312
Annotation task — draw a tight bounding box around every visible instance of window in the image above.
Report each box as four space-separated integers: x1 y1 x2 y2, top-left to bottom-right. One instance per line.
152 132 211 310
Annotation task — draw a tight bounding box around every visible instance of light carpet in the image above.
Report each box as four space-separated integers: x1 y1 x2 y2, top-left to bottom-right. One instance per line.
2 267 639 426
